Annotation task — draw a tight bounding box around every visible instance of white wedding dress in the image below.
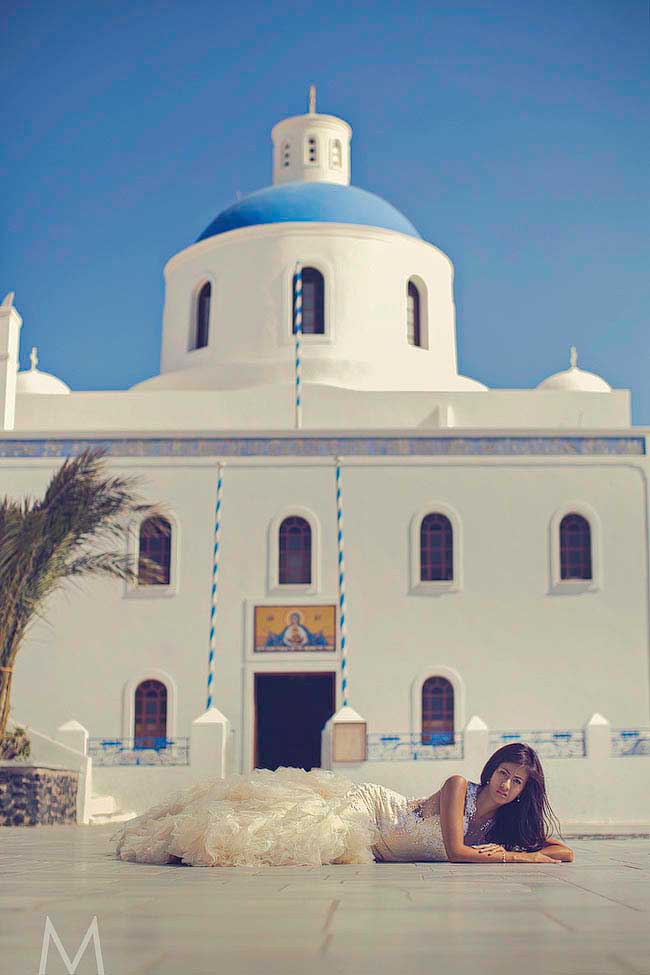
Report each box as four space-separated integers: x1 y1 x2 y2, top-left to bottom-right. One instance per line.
112 767 491 867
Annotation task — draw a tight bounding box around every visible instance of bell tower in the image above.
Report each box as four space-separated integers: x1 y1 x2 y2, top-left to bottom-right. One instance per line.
271 86 352 187
0 292 22 431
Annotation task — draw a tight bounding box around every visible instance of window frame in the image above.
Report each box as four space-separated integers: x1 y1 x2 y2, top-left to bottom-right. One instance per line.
406 276 428 350
293 266 325 336
411 665 465 739
278 515 312 586
305 133 319 165
549 502 602 594
421 675 455 745
267 507 320 595
122 669 177 741
285 261 333 343
409 503 462 595
188 277 215 353
124 512 180 598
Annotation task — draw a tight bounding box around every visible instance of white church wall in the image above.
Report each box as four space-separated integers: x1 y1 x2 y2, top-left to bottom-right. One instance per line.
157 223 462 391
5 453 649 766
11 389 631 432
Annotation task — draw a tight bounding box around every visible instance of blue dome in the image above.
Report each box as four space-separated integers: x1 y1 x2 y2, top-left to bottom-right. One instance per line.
197 182 420 242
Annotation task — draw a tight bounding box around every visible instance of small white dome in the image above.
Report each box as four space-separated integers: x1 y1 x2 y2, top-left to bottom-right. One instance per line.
16 348 70 395
537 347 611 393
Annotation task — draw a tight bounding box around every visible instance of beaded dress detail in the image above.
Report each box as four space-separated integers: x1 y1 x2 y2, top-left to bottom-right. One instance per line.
112 768 491 867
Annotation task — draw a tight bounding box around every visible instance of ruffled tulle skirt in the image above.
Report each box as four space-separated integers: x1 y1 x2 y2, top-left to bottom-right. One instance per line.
112 767 379 867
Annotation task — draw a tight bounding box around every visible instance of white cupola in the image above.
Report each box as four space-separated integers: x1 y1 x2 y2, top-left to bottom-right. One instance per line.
537 347 611 392
271 85 351 187
16 347 70 395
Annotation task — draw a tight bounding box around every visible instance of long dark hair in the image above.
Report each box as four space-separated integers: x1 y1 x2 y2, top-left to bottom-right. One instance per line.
481 743 562 851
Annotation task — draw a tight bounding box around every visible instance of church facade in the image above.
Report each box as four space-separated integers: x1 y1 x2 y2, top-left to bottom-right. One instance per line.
1 96 648 822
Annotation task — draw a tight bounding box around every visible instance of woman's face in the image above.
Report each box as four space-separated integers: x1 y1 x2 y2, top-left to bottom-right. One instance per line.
486 762 529 806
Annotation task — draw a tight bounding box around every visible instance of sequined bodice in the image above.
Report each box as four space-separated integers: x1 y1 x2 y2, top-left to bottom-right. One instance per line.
346 780 492 862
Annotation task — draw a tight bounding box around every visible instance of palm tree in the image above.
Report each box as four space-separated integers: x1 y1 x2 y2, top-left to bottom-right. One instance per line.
0 448 163 740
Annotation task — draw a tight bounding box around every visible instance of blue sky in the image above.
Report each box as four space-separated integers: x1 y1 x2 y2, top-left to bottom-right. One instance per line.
1 0 648 420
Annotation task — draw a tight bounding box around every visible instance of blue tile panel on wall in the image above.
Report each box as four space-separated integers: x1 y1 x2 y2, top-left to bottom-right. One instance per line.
0 436 644 459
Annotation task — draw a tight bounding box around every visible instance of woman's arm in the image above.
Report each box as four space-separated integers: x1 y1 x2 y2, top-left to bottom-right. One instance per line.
439 776 510 864
440 777 571 864
478 839 574 863
536 838 574 862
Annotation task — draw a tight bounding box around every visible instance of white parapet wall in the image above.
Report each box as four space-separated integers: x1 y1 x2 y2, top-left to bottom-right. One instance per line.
327 714 650 828
328 755 650 828
11 719 93 825
88 707 233 816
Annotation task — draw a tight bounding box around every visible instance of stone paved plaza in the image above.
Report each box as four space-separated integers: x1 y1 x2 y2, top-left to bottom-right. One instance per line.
1 825 649 975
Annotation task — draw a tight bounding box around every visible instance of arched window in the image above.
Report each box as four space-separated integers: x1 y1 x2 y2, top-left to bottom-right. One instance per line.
293 267 325 335
420 513 453 581
134 679 167 748
306 135 318 163
331 139 342 168
560 514 592 580
282 140 291 167
138 517 172 586
194 282 211 349
279 516 312 584
407 281 421 347
422 676 454 744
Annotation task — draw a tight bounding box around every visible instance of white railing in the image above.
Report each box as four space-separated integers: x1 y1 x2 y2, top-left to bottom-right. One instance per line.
611 729 650 757
489 730 585 759
367 732 463 762
88 737 190 766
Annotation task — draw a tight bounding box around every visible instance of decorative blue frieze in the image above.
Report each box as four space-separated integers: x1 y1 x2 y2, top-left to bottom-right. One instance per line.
0 435 644 459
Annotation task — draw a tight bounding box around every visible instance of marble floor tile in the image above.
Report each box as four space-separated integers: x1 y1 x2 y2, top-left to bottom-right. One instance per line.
1 827 648 975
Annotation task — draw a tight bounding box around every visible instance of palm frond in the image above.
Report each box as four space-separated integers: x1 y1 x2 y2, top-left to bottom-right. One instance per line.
0 448 163 703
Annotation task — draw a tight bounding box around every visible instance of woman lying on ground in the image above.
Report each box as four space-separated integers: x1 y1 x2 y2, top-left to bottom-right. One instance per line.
113 741 574 866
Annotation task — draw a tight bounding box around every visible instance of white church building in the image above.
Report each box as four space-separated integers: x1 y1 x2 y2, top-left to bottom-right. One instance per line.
1 94 649 825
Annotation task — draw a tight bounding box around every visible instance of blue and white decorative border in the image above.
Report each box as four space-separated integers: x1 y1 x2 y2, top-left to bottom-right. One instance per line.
0 435 644 459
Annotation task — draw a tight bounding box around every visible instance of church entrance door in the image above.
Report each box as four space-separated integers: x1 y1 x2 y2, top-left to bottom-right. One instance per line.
254 672 335 771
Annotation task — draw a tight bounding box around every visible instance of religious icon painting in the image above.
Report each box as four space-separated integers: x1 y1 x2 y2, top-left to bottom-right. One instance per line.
254 605 336 652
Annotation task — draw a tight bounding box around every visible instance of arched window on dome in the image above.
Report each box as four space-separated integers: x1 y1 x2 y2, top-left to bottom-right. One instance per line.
279 516 312 584
407 280 422 347
306 135 318 164
420 513 453 582
293 267 325 335
193 282 211 350
138 517 172 586
421 676 454 745
560 514 592 580
282 140 291 168
134 679 167 748
331 139 342 169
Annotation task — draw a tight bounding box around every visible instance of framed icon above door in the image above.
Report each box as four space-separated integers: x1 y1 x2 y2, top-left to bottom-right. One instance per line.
254 604 336 653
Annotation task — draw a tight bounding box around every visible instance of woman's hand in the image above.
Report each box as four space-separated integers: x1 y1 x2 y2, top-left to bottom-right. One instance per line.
474 846 561 863
473 844 506 858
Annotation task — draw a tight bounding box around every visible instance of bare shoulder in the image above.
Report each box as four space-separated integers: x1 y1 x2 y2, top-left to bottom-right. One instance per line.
441 775 468 794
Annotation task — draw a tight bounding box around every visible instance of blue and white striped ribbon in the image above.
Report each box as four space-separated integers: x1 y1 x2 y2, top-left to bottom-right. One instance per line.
335 457 348 707
206 463 224 710
294 262 303 429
